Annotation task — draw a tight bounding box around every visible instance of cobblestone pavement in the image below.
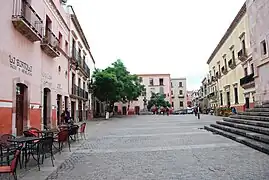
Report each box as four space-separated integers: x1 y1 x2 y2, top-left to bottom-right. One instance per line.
3 115 269 180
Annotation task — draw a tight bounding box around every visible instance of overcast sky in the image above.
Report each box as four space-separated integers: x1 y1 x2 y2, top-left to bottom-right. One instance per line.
68 0 246 90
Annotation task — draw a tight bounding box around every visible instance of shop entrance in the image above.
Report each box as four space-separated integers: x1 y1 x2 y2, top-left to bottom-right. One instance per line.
16 83 28 136
43 88 51 128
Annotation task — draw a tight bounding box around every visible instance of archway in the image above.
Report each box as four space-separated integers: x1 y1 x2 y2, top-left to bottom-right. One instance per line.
43 88 51 128
16 83 28 136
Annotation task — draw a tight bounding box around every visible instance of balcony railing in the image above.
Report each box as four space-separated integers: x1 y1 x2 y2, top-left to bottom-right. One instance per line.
221 66 228 75
71 49 82 63
228 59 236 69
71 85 88 100
81 59 91 77
12 0 43 42
215 72 221 79
211 76 216 82
240 73 255 88
238 49 247 61
41 28 60 58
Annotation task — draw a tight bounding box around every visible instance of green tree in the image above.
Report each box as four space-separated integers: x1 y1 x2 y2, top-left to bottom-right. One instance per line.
91 59 145 112
147 93 171 110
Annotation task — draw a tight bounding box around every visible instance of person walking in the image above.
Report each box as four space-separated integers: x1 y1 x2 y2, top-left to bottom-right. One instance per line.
194 106 197 116
197 105 201 119
166 107 169 116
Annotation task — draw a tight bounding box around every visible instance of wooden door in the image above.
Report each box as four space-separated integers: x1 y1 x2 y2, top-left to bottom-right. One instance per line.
16 85 24 136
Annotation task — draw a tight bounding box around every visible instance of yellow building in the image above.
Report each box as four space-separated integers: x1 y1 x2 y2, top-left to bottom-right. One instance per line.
206 3 254 112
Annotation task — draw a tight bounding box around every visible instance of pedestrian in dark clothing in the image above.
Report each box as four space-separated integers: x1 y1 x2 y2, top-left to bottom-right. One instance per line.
65 108 71 124
197 105 201 119
166 107 169 116
232 107 237 114
61 111 65 124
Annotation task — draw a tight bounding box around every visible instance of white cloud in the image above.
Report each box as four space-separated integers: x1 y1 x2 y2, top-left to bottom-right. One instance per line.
68 0 246 90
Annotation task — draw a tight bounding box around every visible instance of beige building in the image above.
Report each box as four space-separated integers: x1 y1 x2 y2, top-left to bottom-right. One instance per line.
199 77 210 110
114 74 172 115
171 78 187 110
206 3 254 112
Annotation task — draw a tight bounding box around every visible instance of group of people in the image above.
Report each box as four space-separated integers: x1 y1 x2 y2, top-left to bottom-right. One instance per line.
152 106 171 115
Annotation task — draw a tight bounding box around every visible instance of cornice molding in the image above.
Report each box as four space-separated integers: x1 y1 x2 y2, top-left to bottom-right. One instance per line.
45 0 70 33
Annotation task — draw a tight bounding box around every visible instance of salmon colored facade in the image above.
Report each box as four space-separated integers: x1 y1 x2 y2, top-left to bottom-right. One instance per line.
0 0 94 135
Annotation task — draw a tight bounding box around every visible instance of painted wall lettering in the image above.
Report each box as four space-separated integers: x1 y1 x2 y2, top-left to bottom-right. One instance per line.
9 55 33 76
57 84 62 90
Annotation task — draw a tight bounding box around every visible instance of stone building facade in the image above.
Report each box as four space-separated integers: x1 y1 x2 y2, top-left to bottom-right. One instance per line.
171 78 187 110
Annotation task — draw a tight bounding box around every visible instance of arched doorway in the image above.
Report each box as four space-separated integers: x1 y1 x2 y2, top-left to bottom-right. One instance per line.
16 83 28 136
43 88 51 128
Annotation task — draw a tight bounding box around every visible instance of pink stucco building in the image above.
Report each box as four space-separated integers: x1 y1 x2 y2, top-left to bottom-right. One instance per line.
247 0 269 104
0 0 94 136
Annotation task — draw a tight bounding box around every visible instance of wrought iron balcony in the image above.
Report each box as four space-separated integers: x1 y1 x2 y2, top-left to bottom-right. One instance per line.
71 48 82 64
215 71 221 79
12 0 43 42
71 85 88 100
211 76 216 82
80 59 91 77
238 49 247 61
221 66 228 75
228 59 236 69
240 73 255 89
207 91 216 98
41 28 60 58
70 49 91 78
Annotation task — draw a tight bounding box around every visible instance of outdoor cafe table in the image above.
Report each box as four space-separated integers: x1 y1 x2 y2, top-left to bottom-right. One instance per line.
36 130 58 138
8 136 41 168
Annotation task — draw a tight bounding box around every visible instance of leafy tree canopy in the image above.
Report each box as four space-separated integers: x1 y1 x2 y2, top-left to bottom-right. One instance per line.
91 59 145 111
147 93 171 110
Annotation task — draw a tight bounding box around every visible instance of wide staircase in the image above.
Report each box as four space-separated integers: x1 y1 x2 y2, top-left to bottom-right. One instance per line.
205 102 269 154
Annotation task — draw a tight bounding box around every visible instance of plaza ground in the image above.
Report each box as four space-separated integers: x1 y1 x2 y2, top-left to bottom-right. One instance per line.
7 114 269 180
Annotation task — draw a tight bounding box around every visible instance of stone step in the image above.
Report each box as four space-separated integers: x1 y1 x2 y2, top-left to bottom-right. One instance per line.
216 120 269 136
246 108 269 112
238 111 269 117
204 125 269 155
210 123 269 144
223 117 269 128
254 104 269 108
230 114 269 122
